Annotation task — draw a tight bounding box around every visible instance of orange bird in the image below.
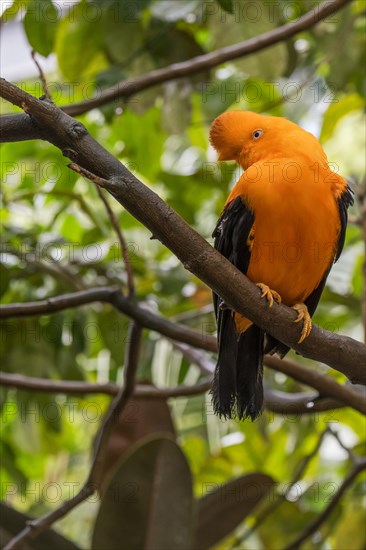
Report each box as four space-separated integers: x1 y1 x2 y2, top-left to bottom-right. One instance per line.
210 110 353 421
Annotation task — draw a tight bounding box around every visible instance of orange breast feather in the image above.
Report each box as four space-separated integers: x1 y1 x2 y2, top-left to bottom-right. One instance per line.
228 159 342 306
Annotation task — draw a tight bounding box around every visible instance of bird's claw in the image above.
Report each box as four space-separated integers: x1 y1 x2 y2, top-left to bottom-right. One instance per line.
292 303 312 343
256 283 282 308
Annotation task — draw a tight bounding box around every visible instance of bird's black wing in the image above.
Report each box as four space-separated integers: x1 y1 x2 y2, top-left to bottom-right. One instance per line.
335 182 354 261
265 182 354 357
212 195 254 315
212 196 263 420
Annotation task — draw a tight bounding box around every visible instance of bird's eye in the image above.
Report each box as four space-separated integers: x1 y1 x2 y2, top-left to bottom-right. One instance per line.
252 129 263 140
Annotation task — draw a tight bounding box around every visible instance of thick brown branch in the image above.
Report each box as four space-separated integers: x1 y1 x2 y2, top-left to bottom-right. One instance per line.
0 113 42 142
0 78 365 385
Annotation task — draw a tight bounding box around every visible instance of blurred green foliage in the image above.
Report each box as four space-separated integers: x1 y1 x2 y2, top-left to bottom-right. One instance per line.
0 0 365 548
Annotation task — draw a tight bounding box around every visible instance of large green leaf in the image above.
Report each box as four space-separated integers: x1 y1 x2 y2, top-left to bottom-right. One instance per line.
193 472 275 549
23 0 58 57
92 436 194 550
55 2 104 79
102 2 146 65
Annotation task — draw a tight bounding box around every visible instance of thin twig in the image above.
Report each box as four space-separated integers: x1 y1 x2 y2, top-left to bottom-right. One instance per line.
0 371 212 398
3 322 142 550
236 427 330 546
94 184 135 296
88 321 142 486
68 162 109 188
285 459 366 550
3 246 86 291
0 371 344 415
68 162 135 295
171 341 215 375
31 50 52 101
328 427 361 465
9 188 101 228
3 484 93 550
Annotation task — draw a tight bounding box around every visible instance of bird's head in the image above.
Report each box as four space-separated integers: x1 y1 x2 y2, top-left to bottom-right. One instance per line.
209 110 325 169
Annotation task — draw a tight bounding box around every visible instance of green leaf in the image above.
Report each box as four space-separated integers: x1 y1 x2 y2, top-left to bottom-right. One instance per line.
320 94 364 143
0 502 81 549
55 2 104 79
217 0 234 14
1 0 30 24
193 472 275 549
92 436 194 550
103 4 144 64
23 0 58 57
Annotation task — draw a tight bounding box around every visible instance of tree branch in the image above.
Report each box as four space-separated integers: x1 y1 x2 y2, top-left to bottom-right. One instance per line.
0 371 212 399
68 162 135 296
88 321 142 487
236 427 330 546
0 78 365 386
4 322 142 550
1 287 365 414
61 0 351 115
285 458 366 550
0 372 344 416
264 356 366 414
0 0 352 140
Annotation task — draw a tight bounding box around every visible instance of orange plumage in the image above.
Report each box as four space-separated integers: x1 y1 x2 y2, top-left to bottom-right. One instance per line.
210 110 353 420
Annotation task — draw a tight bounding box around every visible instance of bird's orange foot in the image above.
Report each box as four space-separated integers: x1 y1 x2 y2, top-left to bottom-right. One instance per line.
256 283 281 308
292 303 312 343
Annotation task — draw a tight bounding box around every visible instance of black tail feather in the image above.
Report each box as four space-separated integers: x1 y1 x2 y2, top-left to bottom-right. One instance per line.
211 311 237 419
236 326 264 420
211 311 264 421
264 334 289 358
